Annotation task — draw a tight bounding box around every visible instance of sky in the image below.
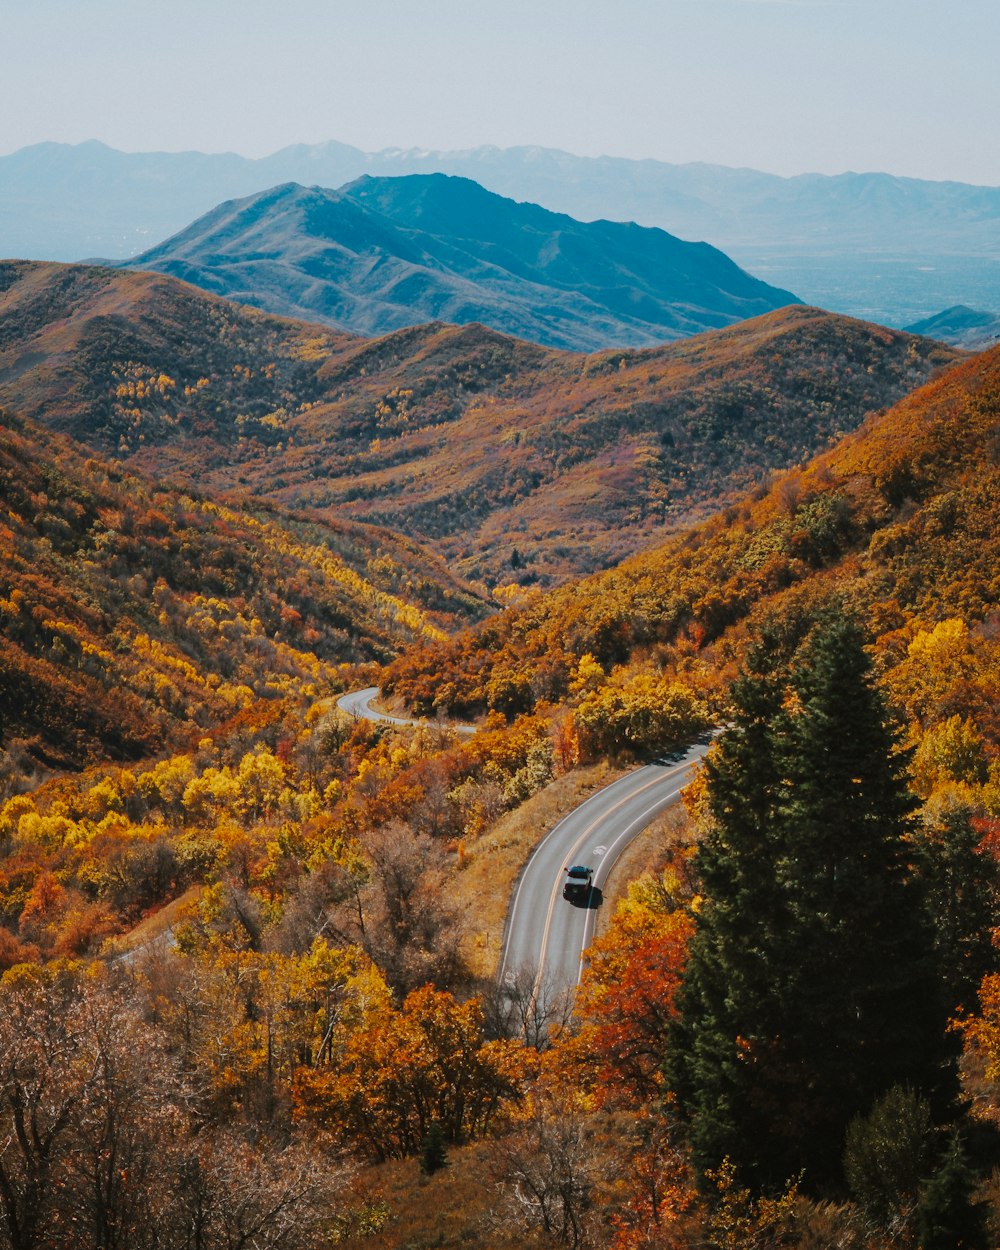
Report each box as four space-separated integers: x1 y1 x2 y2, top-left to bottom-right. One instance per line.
2 0 998 185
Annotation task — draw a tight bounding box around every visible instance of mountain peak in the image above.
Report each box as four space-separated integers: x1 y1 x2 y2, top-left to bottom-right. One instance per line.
124 173 800 351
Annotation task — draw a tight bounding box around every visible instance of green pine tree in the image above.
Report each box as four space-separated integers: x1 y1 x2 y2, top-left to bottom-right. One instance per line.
915 1132 988 1250
770 616 947 1180
669 613 951 1192
916 802 1000 1017
419 1122 449 1176
843 1085 933 1227
666 633 791 1180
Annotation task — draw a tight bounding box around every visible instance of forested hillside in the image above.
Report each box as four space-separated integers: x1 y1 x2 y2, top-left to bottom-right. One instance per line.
1 332 999 1246
0 261 959 583
1 338 998 1248
365 338 1000 1245
2 258 999 1248
386 340 1000 737
0 404 483 775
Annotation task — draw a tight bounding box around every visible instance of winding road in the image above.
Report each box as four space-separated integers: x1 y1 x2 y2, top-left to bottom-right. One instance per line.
337 687 708 1006
336 686 476 734
498 740 711 1006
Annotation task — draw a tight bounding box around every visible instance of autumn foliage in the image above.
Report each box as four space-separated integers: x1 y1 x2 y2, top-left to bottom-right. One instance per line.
0 262 958 587
0 263 998 1248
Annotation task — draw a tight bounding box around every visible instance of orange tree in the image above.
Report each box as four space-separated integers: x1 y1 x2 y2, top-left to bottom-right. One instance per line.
574 872 695 1105
293 985 524 1160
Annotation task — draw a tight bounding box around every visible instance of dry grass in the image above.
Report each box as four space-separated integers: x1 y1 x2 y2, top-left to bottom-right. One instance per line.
453 763 623 980
103 884 202 958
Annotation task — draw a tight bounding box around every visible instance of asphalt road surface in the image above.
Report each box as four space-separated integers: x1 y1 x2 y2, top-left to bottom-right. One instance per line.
337 686 708 1008
336 686 476 733
336 686 422 726
498 740 710 1009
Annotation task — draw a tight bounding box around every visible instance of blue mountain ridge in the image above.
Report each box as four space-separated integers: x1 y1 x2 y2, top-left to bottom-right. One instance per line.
123 173 801 351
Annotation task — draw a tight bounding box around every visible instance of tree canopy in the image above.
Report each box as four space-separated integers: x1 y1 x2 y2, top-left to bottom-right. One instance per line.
669 613 951 1192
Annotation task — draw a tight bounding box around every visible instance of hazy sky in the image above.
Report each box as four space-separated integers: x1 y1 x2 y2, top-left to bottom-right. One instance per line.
3 0 997 184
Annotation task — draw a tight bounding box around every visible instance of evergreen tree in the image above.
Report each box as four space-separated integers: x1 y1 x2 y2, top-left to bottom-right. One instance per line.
666 634 791 1180
843 1085 933 1227
916 802 1000 1016
419 1122 449 1176
669 613 950 1192
915 1133 988 1250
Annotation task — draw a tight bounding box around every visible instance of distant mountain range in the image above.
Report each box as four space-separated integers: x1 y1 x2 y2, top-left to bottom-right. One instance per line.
3 139 1000 324
0 261 958 586
119 175 800 351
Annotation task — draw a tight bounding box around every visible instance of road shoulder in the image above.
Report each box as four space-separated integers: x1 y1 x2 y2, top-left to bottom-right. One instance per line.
456 762 625 980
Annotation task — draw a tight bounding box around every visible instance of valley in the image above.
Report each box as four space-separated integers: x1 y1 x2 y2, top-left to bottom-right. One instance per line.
0 401 485 773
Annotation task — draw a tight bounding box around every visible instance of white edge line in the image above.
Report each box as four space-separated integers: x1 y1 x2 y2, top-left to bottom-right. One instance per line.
497 765 676 985
336 687 476 732
529 769 690 1000
498 755 702 987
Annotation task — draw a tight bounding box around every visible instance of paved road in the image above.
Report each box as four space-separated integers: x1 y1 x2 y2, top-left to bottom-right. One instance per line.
336 685 421 726
336 686 477 734
498 740 710 1009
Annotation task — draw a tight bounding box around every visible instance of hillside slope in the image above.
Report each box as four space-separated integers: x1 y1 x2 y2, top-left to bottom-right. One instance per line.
0 405 484 771
122 175 801 351
0 262 959 586
385 341 1000 722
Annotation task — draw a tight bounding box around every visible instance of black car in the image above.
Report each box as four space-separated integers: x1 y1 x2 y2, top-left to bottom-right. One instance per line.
562 864 593 901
